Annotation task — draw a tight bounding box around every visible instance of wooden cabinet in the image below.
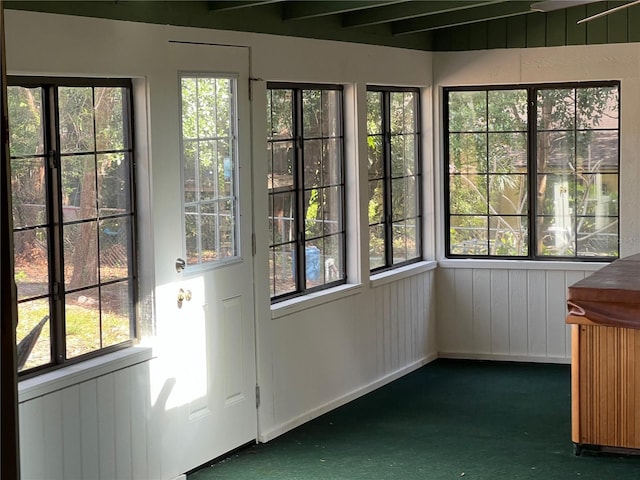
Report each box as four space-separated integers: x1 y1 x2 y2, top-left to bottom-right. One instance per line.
569 319 640 453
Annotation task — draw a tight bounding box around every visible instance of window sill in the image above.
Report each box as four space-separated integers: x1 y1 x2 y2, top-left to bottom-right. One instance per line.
271 283 363 319
437 258 608 271
370 260 438 288
18 345 155 403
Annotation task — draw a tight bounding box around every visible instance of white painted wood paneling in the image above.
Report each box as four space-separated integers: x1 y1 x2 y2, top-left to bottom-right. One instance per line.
490 270 510 355
43 391 63 480
19 396 46 480
80 380 100 480
438 266 601 363
260 268 438 441
62 386 82 480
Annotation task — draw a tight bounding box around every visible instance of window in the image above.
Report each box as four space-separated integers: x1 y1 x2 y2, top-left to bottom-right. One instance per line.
267 83 346 301
445 82 619 260
180 75 239 266
367 87 422 271
9 77 136 375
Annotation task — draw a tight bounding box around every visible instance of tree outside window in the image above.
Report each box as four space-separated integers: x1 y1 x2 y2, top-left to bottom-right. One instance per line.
267 84 346 301
445 83 619 260
9 78 136 374
367 87 422 271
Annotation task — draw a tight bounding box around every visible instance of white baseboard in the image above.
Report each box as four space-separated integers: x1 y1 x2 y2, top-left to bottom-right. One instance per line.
438 352 571 365
258 353 438 443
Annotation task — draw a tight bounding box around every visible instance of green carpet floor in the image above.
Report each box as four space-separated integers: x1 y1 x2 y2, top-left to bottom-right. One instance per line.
189 359 640 480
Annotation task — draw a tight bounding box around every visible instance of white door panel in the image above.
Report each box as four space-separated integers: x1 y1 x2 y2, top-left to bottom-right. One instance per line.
153 41 256 478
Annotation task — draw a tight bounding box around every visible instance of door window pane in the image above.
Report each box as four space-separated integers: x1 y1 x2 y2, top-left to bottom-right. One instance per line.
181 75 239 266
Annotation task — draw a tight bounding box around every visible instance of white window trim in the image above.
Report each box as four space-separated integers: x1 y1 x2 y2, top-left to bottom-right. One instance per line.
18 345 154 402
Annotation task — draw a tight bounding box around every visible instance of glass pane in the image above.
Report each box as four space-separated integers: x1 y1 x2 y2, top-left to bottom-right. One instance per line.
61 154 97 222
303 243 322 288
368 135 383 180
59 87 95 153
321 90 341 138
218 199 236 259
576 131 618 172
303 139 322 189
304 189 322 240
488 133 527 173
405 175 419 219
404 218 419 261
269 141 294 190
100 217 131 282
303 90 341 138
200 203 219 263
272 243 296 297
95 87 125 151
322 186 342 235
16 299 51 371
537 89 575 131
488 89 527 132
196 77 217 139
449 133 487 174
576 174 618 216
449 215 488 255
185 206 198 265
536 174 575 216
577 218 618 257
536 215 574 257
218 145 234 199
64 221 98 290
367 91 382 135
577 86 619 129
11 157 47 228
181 77 198 139
8 86 44 157
391 135 407 177
390 91 417 134
448 91 486 132
197 140 216 201
270 191 296 246
391 178 406 222
307 235 343 288
489 216 528 256
14 228 49 300
537 132 575 173
368 180 384 225
403 133 418 174
98 153 130 216
268 89 293 140
392 222 408 264
101 281 133 348
449 174 488 215
303 90 322 138
489 174 527 215
215 79 232 139
369 224 385 270
66 287 101 358
393 219 418 263
322 137 342 186
183 140 197 204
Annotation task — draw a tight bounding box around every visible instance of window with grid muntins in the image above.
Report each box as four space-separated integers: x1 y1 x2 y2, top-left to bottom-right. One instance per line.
9 77 136 376
367 87 422 271
267 83 346 301
445 82 619 260
180 75 238 266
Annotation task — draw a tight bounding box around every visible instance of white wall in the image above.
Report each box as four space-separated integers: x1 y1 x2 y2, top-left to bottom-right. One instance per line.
8 10 437 478
434 44 640 363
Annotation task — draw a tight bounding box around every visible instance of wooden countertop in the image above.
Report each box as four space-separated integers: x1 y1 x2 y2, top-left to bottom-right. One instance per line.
567 254 640 328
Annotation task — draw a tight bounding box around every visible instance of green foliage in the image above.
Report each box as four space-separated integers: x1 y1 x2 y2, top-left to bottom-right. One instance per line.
448 85 619 258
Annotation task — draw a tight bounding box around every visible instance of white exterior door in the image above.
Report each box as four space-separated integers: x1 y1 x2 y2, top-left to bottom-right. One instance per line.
153 41 257 478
